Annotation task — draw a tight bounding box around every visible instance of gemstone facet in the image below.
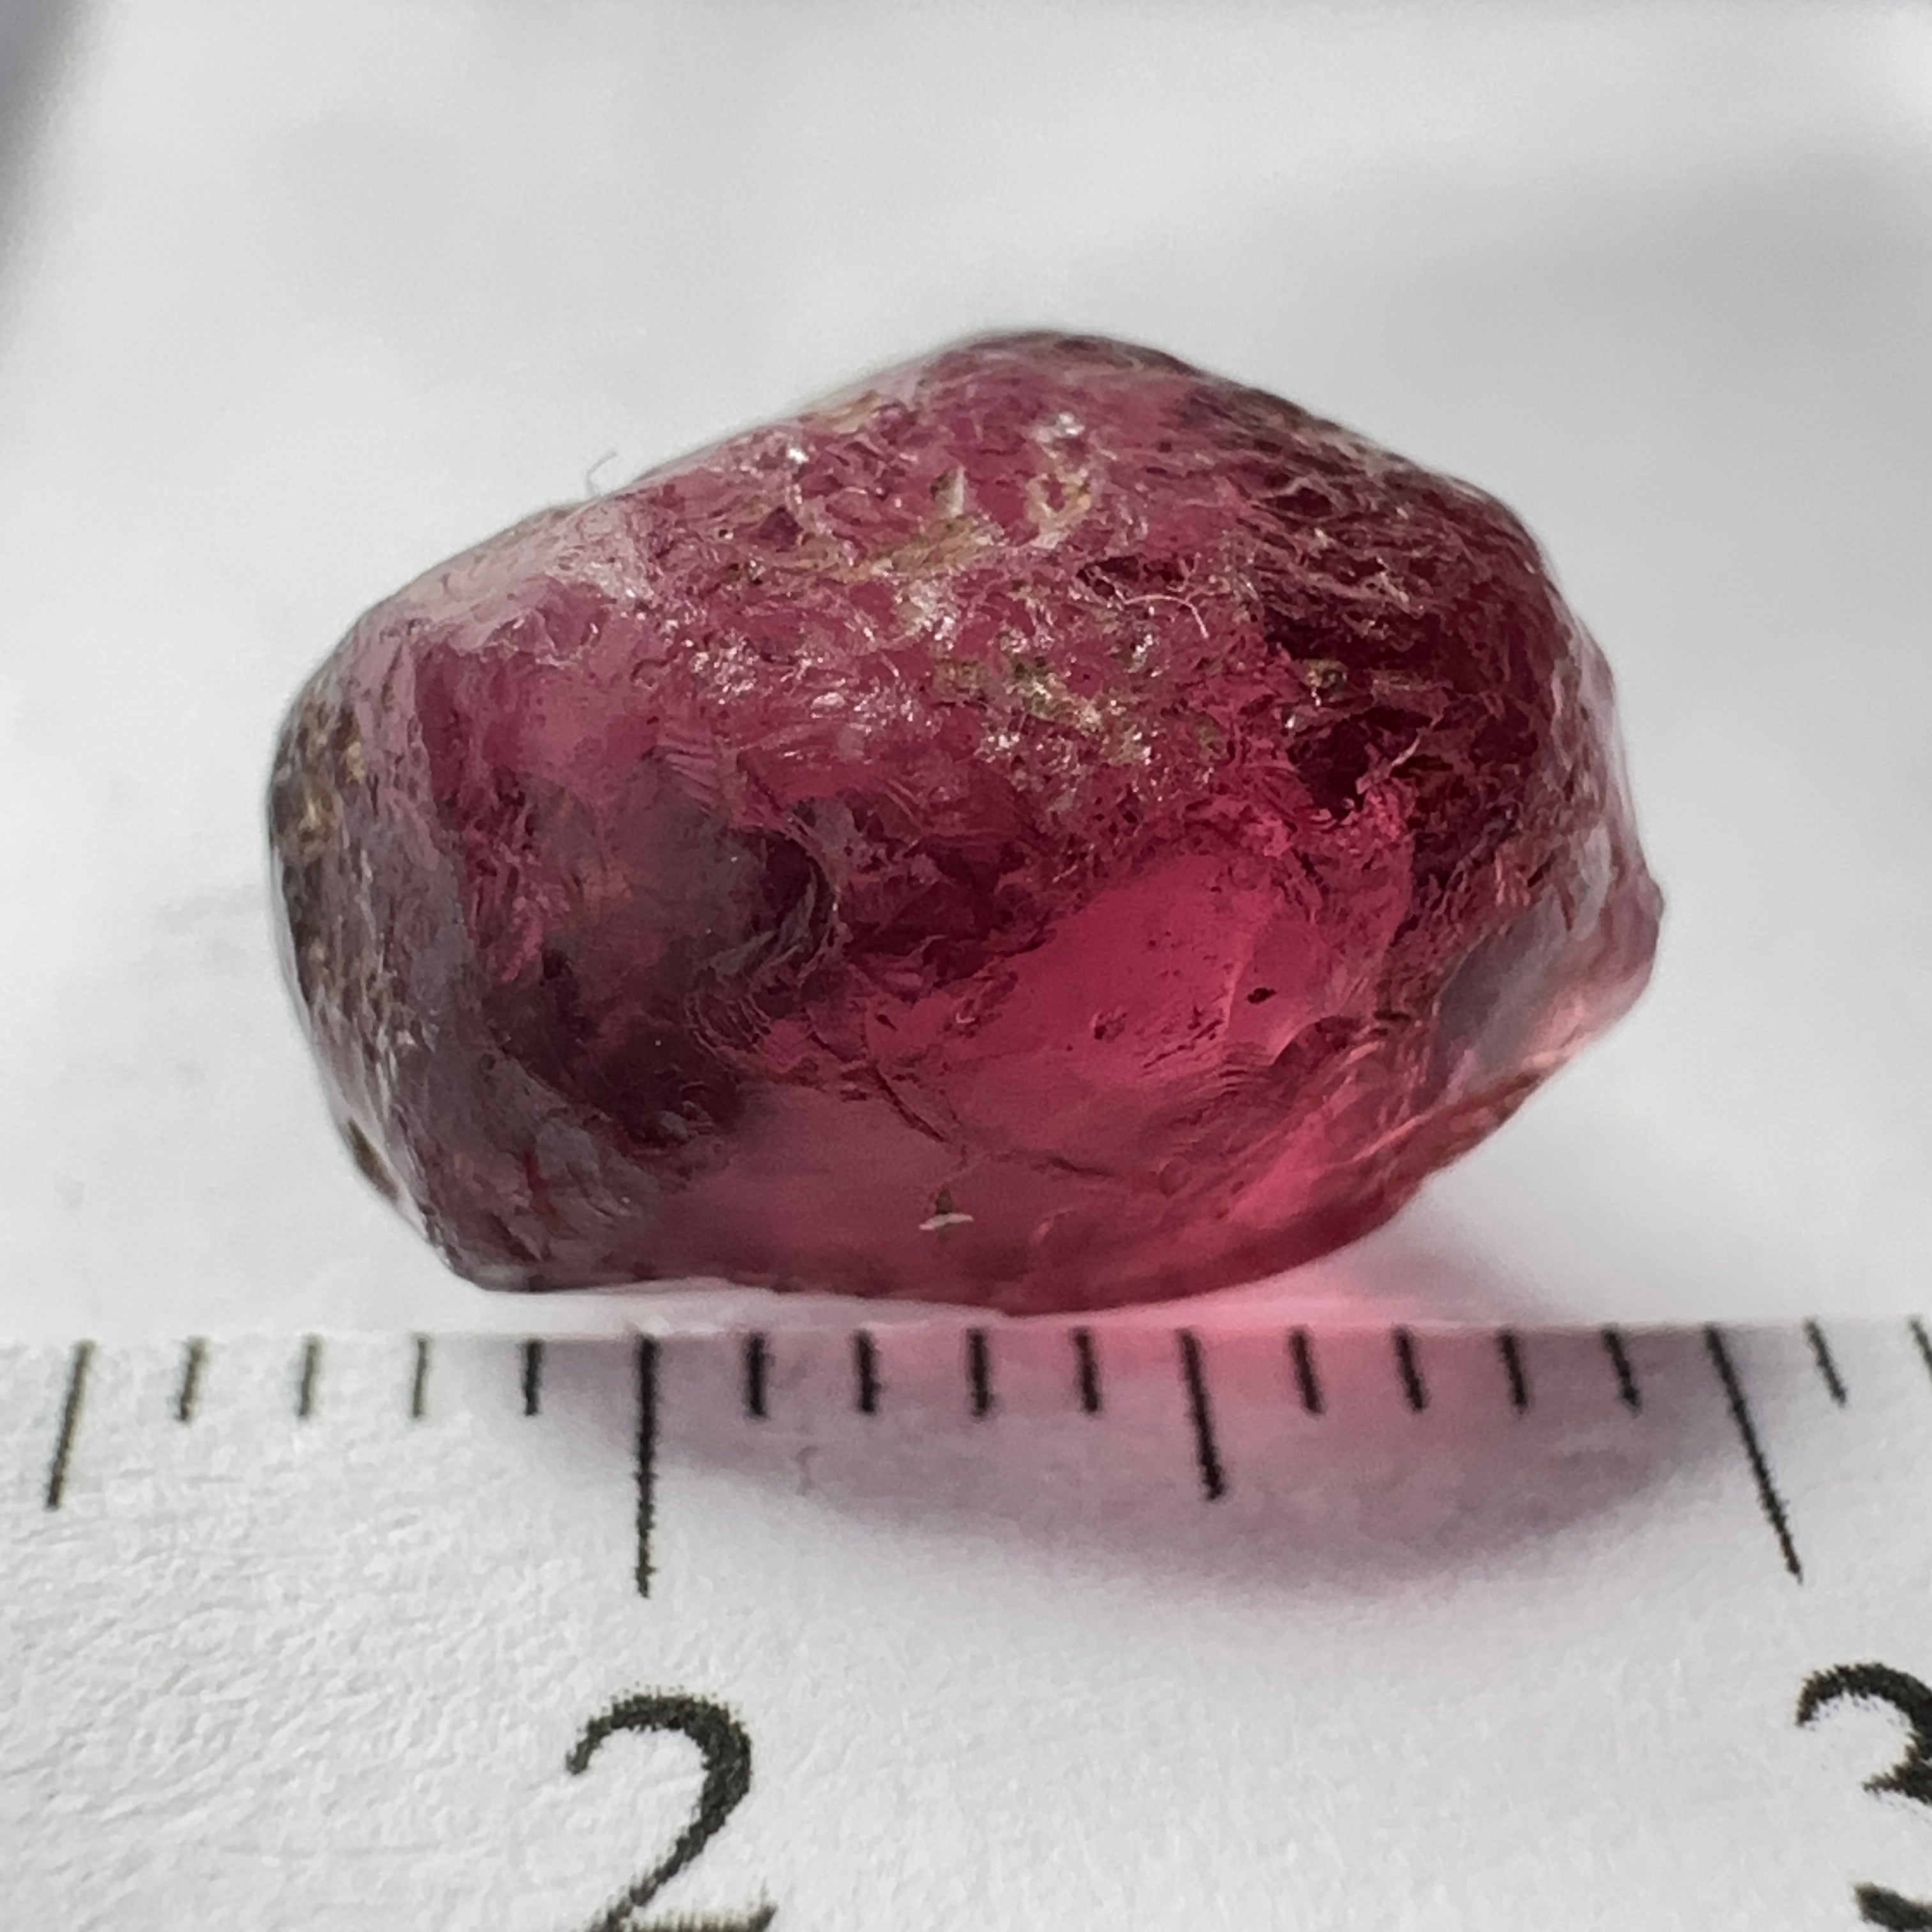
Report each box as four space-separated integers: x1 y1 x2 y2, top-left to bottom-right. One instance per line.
270 333 1661 1311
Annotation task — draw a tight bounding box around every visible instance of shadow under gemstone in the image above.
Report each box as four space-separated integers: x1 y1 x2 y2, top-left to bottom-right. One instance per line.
526 1315 1739 1604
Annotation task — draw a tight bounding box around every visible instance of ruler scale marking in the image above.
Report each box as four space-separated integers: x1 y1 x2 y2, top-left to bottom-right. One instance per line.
1393 1326 1429 1413
173 1337 206 1425
1910 1317 1932 1392
1496 1328 1530 1414
295 1336 321 1421
1176 1329 1226 1501
1071 1327 1102 1416
10 1317 1924 1926
966 1328 993 1418
1703 1324 1802 1583
1600 1327 1641 1413
1289 1326 1324 1415
743 1331 769 1421
1804 1320 1848 1406
42 1340 93 1512
634 1335 659 1598
409 1334 431 1422
853 1330 880 1416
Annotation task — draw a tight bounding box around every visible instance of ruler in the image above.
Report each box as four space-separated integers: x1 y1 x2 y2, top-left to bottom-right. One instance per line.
6 1317 1932 1929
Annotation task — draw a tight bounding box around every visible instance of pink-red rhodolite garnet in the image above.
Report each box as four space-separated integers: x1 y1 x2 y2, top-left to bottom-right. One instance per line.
270 332 1660 1312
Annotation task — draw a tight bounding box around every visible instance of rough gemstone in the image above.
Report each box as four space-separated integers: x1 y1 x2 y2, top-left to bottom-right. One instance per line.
270 332 1661 1312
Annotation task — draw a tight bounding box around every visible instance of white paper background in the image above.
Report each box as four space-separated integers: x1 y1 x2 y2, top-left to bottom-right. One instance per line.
6 1321 1932 1929
1 0 1929 1339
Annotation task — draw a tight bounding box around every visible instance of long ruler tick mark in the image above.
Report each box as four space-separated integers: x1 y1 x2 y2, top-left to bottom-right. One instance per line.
1289 1327 1324 1415
174 1337 206 1424
521 1338 544 1416
853 1330 880 1416
1497 1328 1530 1414
966 1328 993 1418
1704 1324 1802 1583
1071 1326 1103 1415
409 1335 431 1421
1601 1327 1641 1412
1804 1320 1847 1406
1177 1329 1226 1501
44 1340 93 1511
634 1335 659 1598
295 1337 321 1421
742 1331 769 1421
1393 1327 1429 1413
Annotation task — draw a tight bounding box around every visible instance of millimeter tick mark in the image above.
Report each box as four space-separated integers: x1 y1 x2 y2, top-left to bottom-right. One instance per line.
409 1335 431 1420
1393 1326 1429 1412
1072 1327 1103 1415
44 1340 93 1512
296 1337 321 1420
853 1330 880 1416
1705 1325 1802 1583
1177 1329 1226 1501
174 1337 207 1423
521 1339 544 1416
1601 1328 1641 1413
967 1328 993 1417
1910 1319 1932 1392
742 1331 769 1420
1804 1321 1846 1406
634 1336 659 1598
1289 1328 1324 1415
1497 1329 1530 1413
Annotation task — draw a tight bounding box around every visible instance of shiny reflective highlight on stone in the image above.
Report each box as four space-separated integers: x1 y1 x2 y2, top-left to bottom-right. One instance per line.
270 333 1660 1312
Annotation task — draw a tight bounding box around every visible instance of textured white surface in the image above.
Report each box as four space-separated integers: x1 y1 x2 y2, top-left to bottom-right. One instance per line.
4 1318 1932 1928
1 1 1929 1337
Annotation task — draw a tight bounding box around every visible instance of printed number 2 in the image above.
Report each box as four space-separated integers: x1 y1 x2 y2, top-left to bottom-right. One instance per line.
1800 1664 1932 1928
567 1692 775 1932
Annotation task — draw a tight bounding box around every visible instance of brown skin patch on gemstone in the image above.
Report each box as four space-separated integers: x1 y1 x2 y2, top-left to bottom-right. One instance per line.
340 1117 399 1204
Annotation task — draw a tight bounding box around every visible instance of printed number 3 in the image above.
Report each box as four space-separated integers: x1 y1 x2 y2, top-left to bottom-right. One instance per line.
1800 1664 1932 1928
567 1692 775 1932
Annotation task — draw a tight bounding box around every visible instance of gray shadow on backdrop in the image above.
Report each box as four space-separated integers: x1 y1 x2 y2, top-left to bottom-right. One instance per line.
0 0 72 280
638 1315 1756 1602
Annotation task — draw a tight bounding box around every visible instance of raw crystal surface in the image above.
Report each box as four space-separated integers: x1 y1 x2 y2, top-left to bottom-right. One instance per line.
270 333 1662 1312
